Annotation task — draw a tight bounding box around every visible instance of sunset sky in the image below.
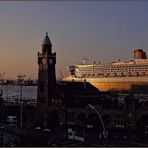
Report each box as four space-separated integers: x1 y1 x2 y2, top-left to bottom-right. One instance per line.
0 1 148 80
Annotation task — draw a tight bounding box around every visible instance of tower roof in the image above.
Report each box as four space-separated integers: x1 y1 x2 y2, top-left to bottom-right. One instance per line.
42 32 52 45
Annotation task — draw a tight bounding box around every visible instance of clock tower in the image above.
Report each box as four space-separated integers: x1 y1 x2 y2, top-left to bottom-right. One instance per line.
36 33 56 127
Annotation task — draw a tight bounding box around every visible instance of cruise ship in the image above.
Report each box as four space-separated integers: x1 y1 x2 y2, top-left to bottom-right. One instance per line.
63 49 148 92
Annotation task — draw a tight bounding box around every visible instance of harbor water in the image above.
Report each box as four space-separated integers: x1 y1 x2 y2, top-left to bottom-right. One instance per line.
0 85 37 101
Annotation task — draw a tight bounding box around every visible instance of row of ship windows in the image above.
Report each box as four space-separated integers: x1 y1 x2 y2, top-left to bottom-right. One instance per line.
78 66 148 70
76 72 147 77
77 71 146 74
77 67 148 71
78 68 148 72
84 65 148 68
76 69 148 74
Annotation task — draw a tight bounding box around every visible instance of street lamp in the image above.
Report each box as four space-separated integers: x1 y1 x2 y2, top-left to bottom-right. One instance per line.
17 73 26 129
88 104 108 145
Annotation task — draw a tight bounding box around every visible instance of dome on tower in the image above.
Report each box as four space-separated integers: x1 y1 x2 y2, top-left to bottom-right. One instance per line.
42 32 52 45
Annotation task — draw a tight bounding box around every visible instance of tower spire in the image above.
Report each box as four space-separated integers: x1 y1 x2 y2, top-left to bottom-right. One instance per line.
42 32 52 45
42 32 52 53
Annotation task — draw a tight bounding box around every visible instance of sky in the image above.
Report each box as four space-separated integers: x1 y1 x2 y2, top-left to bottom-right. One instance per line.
0 1 148 80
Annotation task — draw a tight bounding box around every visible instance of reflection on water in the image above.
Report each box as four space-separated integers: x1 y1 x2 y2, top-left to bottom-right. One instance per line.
0 85 37 100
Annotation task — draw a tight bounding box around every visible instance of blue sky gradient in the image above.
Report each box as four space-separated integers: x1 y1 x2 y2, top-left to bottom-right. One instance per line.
0 1 148 79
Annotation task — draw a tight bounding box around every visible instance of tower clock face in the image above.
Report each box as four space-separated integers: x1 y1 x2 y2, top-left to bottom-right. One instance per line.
42 58 46 65
49 58 53 64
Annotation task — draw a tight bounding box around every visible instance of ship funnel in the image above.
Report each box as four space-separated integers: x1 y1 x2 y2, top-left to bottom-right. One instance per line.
134 49 147 59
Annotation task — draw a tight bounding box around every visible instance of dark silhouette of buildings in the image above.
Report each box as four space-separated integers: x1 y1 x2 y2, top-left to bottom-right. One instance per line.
36 33 148 143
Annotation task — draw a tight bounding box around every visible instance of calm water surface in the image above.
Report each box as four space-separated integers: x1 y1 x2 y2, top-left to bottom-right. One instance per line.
0 85 37 100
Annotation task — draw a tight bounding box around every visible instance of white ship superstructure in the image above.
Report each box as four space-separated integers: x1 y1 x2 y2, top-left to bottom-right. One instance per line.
70 59 148 78
63 49 148 92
